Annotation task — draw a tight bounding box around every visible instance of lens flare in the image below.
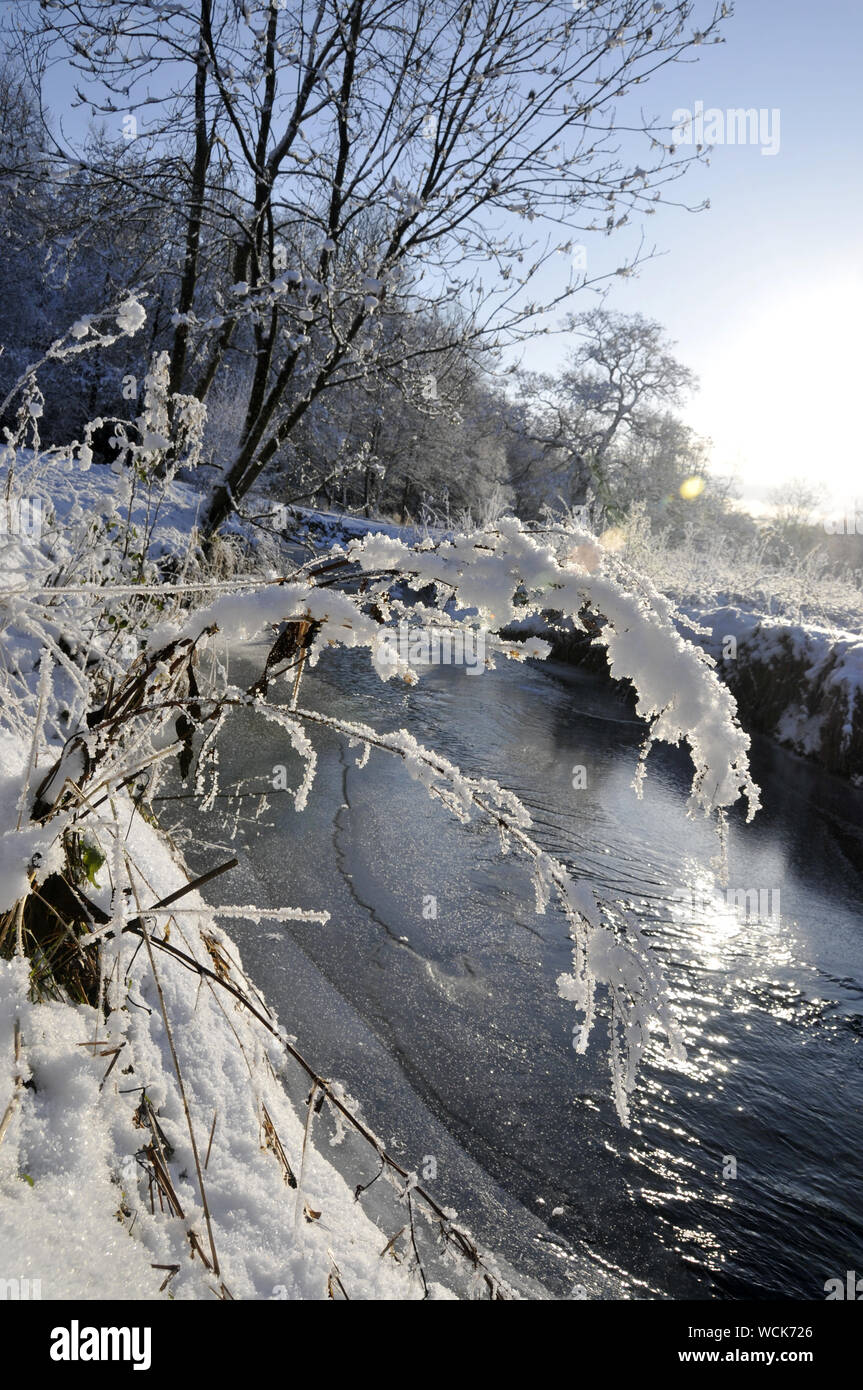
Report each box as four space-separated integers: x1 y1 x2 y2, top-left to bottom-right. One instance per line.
679 475 706 501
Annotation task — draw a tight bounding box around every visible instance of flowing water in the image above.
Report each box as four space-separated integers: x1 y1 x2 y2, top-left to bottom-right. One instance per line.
162 645 863 1299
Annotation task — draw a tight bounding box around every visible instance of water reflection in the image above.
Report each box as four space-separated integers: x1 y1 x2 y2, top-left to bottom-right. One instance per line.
166 646 863 1299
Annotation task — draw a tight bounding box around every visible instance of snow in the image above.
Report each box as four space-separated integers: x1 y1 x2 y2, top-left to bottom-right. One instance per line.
115 298 147 336
0 454 526 1300
682 605 863 767
0 726 479 1300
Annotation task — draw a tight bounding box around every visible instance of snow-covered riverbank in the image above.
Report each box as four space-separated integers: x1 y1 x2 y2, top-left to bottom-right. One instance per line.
683 607 863 781
0 466 518 1300
0 727 456 1300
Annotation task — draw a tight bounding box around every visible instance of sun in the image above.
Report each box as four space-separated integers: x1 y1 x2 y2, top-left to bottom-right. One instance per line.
688 268 863 511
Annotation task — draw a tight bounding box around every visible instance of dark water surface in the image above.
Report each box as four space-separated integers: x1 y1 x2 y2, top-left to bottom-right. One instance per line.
164 647 863 1299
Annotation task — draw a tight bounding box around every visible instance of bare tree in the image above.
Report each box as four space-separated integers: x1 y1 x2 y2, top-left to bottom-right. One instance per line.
26 0 728 532
513 308 698 509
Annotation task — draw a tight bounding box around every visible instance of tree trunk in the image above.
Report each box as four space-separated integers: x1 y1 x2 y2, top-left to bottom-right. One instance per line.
400 475 411 525
168 18 210 405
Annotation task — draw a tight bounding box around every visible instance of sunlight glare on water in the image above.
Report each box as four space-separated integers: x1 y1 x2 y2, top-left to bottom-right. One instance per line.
168 646 863 1299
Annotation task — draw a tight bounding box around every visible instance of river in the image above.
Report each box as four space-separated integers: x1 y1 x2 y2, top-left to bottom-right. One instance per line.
160 643 863 1299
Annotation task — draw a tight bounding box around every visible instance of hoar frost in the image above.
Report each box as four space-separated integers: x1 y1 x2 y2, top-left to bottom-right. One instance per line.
136 513 759 1122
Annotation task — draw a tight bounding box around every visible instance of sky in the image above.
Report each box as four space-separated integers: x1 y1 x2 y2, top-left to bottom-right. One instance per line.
521 0 863 517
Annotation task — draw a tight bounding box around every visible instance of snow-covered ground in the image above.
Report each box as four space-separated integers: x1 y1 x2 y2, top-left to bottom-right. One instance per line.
275 503 449 548
0 733 462 1300
681 606 863 780
0 461 518 1300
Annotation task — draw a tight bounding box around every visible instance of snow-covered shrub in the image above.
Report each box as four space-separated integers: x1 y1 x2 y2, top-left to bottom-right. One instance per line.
2 425 761 1121
62 509 755 1124
615 501 863 630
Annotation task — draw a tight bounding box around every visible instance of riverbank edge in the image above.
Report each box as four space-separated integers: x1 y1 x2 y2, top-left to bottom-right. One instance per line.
502 606 863 782
283 507 862 782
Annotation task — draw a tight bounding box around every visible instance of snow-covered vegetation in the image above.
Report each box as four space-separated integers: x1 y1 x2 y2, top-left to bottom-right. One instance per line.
505 503 863 778
616 501 863 633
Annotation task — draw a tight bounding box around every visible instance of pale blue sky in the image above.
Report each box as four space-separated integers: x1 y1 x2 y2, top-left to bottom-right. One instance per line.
524 0 863 514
